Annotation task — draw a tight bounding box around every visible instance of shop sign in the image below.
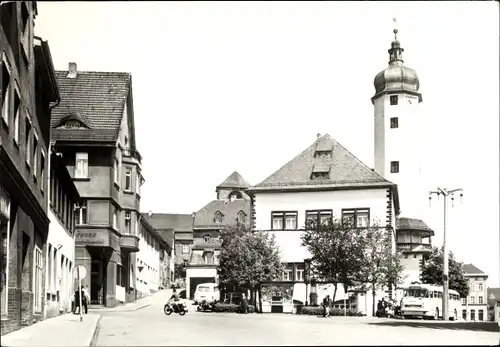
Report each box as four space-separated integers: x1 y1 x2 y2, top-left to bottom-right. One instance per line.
75 230 109 246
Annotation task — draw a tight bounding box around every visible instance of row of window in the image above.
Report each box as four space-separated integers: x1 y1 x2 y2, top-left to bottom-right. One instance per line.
49 164 76 233
469 283 484 292
213 210 247 224
73 200 139 236
271 208 371 230
75 152 142 194
1 53 47 193
282 263 305 282
462 296 484 305
463 309 485 321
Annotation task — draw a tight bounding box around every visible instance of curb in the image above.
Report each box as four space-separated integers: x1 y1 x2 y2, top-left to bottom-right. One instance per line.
89 315 102 347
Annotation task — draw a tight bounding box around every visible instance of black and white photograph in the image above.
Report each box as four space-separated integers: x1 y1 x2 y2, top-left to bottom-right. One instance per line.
0 1 499 346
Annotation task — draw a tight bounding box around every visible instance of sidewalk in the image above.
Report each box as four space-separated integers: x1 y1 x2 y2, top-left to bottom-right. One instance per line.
1 313 100 347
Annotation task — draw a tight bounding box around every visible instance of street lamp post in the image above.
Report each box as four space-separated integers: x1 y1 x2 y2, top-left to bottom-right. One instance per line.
429 187 463 321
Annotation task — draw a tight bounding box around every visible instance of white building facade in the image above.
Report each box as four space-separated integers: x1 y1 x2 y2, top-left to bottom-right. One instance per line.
462 264 488 321
372 24 434 285
248 134 399 316
45 149 80 318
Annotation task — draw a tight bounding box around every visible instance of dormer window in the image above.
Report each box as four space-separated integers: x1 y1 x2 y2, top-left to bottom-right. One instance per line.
214 211 224 224
54 113 91 129
314 150 332 158
64 120 83 128
310 164 331 180
237 210 247 223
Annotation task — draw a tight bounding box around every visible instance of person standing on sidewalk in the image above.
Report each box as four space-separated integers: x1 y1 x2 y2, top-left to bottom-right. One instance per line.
322 295 331 318
81 285 90 314
241 293 249 314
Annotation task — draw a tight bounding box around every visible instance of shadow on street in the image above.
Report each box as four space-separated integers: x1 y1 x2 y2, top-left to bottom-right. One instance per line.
368 320 499 333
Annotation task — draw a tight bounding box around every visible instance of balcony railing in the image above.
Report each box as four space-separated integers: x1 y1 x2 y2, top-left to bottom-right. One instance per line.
122 147 142 163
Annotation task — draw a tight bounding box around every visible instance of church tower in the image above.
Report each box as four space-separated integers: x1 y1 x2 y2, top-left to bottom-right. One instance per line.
372 20 433 284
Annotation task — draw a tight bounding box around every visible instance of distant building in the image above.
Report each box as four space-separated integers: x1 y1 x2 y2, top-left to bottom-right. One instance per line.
142 213 177 288
133 217 170 298
45 148 80 318
1 1 59 335
52 63 144 307
187 171 251 300
247 134 399 315
486 287 500 322
462 264 488 321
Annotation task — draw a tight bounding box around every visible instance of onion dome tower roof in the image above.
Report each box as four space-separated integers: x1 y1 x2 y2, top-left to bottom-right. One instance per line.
372 20 422 104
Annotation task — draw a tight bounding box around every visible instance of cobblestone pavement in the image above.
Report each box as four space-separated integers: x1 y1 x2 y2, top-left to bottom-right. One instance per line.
93 291 499 346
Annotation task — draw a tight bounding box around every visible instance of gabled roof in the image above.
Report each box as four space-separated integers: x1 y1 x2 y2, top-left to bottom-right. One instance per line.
51 70 131 143
462 263 487 276
216 171 251 190
249 134 394 192
194 199 250 229
142 213 193 233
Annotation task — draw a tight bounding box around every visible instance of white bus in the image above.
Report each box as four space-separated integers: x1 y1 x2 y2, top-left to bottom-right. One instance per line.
400 283 462 320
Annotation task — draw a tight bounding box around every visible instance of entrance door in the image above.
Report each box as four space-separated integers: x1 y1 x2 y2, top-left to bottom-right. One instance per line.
190 277 215 300
90 260 103 305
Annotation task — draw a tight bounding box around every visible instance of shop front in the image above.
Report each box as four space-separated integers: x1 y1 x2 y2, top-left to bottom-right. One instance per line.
261 282 306 313
75 228 121 307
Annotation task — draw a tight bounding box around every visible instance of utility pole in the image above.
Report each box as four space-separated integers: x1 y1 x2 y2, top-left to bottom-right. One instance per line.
429 187 463 321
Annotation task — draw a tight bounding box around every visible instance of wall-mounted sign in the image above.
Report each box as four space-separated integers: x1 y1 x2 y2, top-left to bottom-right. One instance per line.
75 230 110 247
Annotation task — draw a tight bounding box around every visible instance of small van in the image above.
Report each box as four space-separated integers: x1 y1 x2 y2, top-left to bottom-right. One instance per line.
194 283 220 304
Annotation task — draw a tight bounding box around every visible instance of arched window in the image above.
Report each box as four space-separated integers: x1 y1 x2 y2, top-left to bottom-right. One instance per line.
237 210 246 223
214 211 224 224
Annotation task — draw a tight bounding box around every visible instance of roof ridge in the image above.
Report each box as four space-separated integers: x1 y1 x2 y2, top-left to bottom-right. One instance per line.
55 70 132 75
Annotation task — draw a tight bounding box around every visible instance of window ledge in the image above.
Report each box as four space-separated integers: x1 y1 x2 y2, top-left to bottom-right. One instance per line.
73 177 91 182
124 190 134 195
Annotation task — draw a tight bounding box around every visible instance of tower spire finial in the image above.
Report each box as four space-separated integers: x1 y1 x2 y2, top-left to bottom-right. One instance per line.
393 17 398 41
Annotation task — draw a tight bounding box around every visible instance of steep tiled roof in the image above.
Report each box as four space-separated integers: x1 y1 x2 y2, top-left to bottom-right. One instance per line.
250 134 393 192
142 213 193 233
194 199 250 229
52 70 131 142
396 217 435 236
462 263 486 275
216 171 251 189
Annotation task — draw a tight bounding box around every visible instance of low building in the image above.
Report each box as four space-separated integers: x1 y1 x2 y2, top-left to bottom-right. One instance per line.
486 287 500 322
1 1 59 335
461 264 488 321
247 134 399 315
133 217 169 298
141 213 176 288
44 148 80 318
187 171 251 300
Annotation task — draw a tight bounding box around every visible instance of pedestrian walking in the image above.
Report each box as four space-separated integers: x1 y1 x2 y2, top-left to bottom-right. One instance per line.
241 293 249 314
82 285 90 314
322 295 331 318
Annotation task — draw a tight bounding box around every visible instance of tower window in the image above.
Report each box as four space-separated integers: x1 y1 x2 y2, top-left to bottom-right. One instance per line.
390 117 399 128
390 95 398 105
390 161 399 173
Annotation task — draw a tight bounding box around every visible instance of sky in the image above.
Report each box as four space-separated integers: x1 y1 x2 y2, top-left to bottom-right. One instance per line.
34 1 500 287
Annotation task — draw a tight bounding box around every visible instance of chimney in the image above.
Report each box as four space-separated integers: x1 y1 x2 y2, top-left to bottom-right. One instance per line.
316 133 321 139
67 62 77 78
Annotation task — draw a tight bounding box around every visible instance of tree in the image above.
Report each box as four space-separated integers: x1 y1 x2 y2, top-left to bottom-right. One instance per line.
217 223 284 311
300 219 366 303
356 226 405 316
419 246 469 298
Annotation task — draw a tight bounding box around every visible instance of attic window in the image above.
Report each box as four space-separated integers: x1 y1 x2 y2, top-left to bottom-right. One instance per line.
214 211 224 224
310 164 331 180
314 150 332 158
63 120 84 128
237 210 247 223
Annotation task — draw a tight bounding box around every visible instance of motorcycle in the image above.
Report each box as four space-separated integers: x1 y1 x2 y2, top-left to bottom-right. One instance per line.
164 301 187 316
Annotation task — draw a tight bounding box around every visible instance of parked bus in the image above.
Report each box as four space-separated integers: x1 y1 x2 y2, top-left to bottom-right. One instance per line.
400 283 462 320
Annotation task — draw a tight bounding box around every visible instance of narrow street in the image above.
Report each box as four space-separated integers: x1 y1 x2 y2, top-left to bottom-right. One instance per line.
93 291 499 346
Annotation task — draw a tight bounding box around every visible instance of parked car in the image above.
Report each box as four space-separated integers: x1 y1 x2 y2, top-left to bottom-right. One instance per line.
193 283 220 305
